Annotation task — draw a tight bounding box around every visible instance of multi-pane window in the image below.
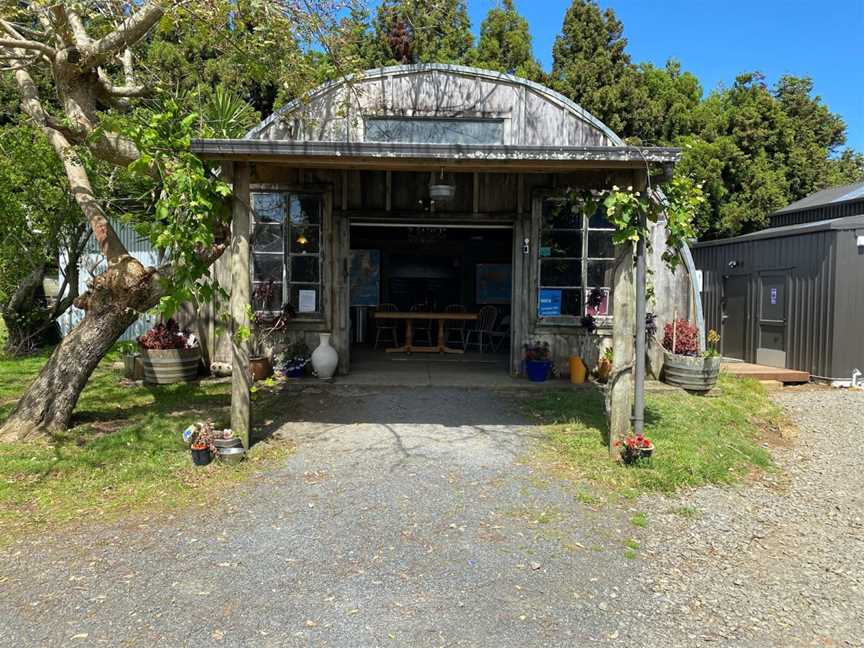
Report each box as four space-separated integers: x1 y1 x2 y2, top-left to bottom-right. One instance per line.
538 198 616 319
251 191 323 316
364 117 504 145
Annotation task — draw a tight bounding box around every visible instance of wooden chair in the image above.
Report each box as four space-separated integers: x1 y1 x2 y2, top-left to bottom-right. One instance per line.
374 303 400 349
409 304 433 346
443 304 467 348
465 305 498 353
489 314 510 352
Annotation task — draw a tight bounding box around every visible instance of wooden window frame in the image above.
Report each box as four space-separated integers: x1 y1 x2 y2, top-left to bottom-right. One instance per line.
532 194 616 328
250 186 329 322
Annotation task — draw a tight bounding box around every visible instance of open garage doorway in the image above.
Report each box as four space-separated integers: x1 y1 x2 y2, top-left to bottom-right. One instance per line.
347 222 515 384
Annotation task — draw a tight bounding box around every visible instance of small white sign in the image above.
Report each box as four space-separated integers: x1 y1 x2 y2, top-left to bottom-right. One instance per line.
298 289 316 313
694 269 703 293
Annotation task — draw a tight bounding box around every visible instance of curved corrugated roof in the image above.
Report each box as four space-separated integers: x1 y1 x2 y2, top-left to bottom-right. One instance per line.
245 63 626 147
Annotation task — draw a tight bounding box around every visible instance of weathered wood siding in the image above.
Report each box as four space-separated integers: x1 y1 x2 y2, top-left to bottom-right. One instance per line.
250 65 617 148
205 164 694 378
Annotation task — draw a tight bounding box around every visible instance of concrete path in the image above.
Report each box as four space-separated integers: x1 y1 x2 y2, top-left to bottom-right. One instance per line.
0 387 642 647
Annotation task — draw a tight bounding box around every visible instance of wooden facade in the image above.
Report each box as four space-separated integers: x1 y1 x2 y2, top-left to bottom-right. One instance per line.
193 65 698 432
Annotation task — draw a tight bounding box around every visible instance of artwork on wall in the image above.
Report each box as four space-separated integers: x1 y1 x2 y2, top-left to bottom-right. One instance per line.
350 249 380 306
476 263 512 304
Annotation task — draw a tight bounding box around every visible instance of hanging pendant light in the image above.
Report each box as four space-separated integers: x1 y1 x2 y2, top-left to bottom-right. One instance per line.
429 168 455 202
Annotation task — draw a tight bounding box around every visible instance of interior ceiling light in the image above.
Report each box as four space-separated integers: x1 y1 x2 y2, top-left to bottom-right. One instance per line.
296 233 308 246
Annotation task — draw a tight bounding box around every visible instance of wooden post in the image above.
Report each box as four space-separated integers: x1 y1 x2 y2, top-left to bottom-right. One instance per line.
229 162 252 449
609 244 635 452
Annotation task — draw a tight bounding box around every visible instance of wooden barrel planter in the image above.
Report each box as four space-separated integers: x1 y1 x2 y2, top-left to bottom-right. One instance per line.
662 351 721 394
139 348 201 385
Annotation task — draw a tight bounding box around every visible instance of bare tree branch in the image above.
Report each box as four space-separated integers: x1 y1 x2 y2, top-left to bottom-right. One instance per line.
85 0 171 65
0 37 55 58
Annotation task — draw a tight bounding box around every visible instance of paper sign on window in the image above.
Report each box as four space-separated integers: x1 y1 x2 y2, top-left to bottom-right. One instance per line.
538 289 562 317
298 289 316 313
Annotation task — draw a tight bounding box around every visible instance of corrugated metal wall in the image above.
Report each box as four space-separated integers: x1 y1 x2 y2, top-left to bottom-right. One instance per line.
693 230 839 378
831 229 864 379
59 220 159 341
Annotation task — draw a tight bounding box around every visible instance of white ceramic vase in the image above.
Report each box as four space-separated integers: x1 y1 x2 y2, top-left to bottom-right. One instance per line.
311 333 338 380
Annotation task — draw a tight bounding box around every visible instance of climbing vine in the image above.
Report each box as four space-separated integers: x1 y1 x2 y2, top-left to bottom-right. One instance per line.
565 175 705 270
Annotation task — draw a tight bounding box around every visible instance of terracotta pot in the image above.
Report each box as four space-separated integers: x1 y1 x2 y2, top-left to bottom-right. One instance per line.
596 357 612 383
249 356 273 382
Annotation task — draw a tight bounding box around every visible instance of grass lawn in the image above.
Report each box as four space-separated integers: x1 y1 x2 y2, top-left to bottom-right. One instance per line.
0 342 291 547
525 374 782 497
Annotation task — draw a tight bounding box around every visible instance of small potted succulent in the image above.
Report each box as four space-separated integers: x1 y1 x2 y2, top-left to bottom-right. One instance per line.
189 424 215 466
137 319 200 385
524 341 552 382
661 320 721 393
614 434 654 465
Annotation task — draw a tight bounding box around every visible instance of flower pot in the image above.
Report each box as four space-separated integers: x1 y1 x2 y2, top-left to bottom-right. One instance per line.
525 359 552 382
139 347 201 385
640 442 655 459
311 333 338 380
249 356 273 382
596 357 612 383
122 353 144 381
286 365 306 378
662 351 721 394
190 445 211 466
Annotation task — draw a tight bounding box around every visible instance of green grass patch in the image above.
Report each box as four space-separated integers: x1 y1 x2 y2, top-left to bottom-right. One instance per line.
672 505 701 519
629 512 648 528
623 548 638 560
0 342 292 546
624 538 640 550
526 374 779 495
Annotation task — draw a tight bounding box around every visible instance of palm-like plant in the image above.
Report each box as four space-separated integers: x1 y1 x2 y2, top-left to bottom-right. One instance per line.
201 86 257 138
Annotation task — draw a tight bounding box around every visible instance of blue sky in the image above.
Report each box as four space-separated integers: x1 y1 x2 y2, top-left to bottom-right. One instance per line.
463 0 864 152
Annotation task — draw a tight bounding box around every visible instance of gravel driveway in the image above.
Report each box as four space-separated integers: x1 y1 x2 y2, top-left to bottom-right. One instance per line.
1 385 862 647
638 386 864 647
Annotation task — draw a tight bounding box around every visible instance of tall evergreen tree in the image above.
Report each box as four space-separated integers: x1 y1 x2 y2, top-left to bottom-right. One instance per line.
471 0 543 80
373 0 473 65
550 0 641 135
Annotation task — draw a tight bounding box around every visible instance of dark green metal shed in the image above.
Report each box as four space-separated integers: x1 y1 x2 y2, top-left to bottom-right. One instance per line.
693 210 864 383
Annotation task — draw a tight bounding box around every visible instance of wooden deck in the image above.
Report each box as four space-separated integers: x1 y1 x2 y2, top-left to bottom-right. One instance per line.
722 361 810 384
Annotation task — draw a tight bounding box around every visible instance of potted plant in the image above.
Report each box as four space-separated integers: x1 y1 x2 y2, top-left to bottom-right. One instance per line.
137 319 200 385
524 341 552 382
118 341 144 381
275 340 311 378
596 347 613 383
190 424 214 466
661 320 721 393
614 434 654 465
249 298 297 382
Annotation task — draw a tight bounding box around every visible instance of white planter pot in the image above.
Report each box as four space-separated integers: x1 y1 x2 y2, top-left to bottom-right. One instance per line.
311 333 338 380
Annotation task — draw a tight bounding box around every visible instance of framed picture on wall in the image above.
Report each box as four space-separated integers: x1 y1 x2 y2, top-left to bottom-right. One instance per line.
350 249 380 306
476 263 512 304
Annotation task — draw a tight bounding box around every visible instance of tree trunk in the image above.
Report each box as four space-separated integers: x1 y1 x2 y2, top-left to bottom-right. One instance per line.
0 304 137 442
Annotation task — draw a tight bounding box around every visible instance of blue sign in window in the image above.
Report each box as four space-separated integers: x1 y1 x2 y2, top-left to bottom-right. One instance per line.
538 289 562 317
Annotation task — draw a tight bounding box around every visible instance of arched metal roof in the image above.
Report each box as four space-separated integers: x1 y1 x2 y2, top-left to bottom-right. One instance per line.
245 64 626 147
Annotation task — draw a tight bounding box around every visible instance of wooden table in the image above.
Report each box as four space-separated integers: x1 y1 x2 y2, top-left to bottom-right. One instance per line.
374 311 478 354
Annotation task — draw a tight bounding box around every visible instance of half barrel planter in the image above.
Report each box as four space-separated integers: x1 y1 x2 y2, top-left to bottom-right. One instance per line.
139 347 201 385
661 352 721 394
